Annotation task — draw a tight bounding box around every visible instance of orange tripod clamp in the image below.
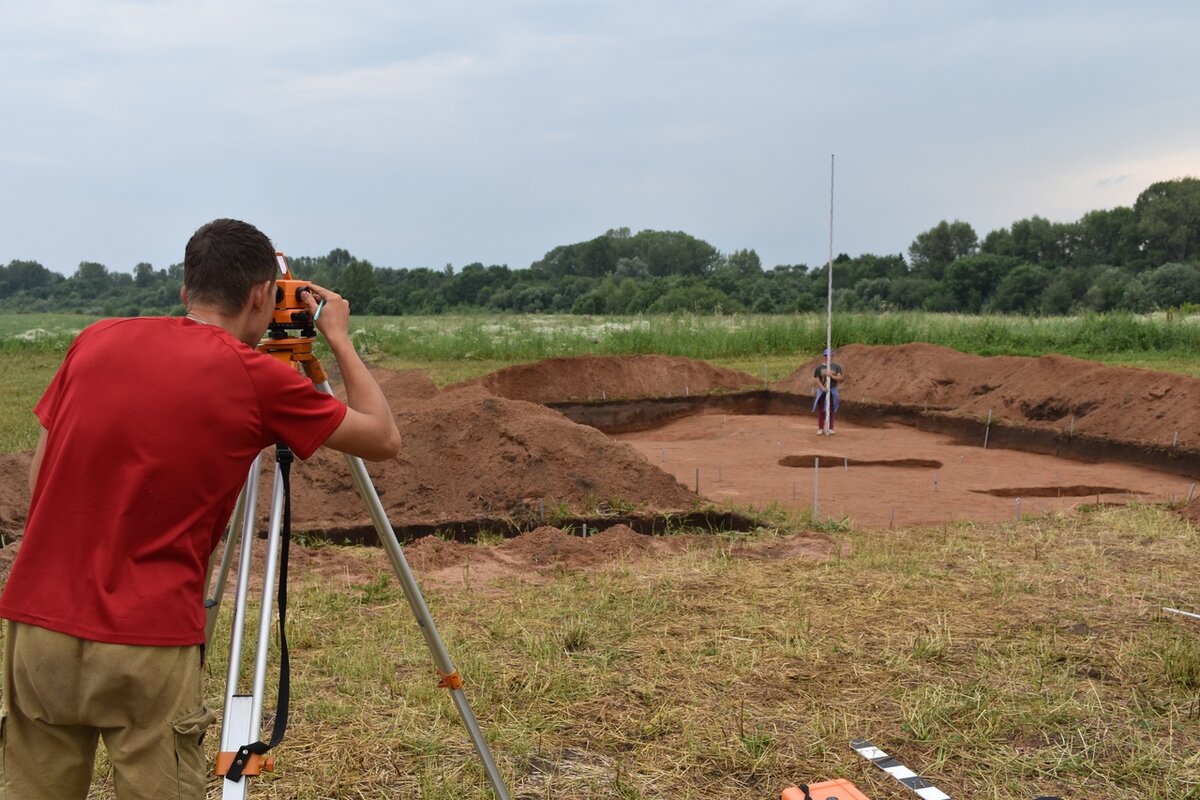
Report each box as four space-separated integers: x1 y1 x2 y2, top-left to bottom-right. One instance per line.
215 750 276 778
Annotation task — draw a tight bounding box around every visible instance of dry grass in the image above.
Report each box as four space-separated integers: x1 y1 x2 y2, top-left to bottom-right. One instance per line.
70 502 1200 798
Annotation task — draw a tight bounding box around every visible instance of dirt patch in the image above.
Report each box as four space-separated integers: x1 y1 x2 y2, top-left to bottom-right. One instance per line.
465 354 762 403
777 343 1200 449
402 524 837 589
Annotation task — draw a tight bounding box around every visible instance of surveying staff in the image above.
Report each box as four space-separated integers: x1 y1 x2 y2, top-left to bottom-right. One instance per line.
0 218 402 800
812 347 844 433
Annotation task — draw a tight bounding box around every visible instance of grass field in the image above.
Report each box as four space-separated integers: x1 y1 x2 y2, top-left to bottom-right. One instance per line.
74 502 1200 799
4 310 1200 797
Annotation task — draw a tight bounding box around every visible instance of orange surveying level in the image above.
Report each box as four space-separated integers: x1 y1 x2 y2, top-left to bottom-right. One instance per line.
255 253 327 383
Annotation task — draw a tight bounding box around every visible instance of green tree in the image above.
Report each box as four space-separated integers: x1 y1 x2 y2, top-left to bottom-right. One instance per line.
908 220 978 279
1076 207 1140 267
1144 262 1200 308
340 259 378 311
983 216 1076 267
133 262 156 289
989 263 1049 313
1 259 56 293
74 261 111 296
725 248 763 276
944 253 1017 312
1135 177 1200 265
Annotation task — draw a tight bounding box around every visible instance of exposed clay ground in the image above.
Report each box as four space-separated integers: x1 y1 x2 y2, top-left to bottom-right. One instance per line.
2 347 1198 584
614 414 1196 529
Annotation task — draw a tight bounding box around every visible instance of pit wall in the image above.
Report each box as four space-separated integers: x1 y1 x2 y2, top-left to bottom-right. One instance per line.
549 391 1200 480
318 509 760 546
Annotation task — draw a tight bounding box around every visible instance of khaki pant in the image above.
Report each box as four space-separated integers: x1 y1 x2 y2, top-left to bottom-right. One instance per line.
0 621 216 800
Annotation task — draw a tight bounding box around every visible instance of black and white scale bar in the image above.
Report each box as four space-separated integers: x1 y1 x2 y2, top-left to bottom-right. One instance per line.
850 739 951 800
851 739 1062 800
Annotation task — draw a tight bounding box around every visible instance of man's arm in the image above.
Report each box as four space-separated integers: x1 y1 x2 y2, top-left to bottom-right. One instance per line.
29 427 48 494
302 284 402 461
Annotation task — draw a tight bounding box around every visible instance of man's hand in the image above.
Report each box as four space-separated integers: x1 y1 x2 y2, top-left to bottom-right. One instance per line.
299 283 351 346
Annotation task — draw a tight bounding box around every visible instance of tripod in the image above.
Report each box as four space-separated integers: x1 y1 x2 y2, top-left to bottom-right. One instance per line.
203 320 512 799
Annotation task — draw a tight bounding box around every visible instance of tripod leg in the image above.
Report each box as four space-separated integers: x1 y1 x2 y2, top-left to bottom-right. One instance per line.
309 372 511 798
340 449 513 800
205 486 249 644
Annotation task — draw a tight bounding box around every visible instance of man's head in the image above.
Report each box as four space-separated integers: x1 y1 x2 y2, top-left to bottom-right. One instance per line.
183 219 278 316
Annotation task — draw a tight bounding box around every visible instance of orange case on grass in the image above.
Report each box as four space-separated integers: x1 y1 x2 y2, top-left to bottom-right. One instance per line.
781 779 872 800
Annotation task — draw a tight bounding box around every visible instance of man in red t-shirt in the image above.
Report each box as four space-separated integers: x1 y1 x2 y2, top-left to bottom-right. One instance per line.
0 218 402 799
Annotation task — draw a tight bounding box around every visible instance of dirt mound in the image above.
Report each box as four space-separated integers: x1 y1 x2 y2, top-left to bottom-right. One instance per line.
777 343 1200 448
0 451 31 538
0 372 695 539
332 366 439 401
281 384 696 532
587 524 654 558
1179 499 1200 527
402 525 837 589
403 535 473 572
499 526 599 568
466 354 762 404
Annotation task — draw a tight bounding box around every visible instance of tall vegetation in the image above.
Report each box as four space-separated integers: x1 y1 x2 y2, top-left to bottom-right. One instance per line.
3 178 1199 317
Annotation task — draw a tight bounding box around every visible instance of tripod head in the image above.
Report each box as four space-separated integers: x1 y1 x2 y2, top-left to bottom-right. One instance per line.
258 253 327 383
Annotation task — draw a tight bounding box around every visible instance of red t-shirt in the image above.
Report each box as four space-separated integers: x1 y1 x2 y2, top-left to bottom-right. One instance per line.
0 317 348 646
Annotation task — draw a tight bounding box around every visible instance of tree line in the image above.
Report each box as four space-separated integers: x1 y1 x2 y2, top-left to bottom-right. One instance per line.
3 177 1199 317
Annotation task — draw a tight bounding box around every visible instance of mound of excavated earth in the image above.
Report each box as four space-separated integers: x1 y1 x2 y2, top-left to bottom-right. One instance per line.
401 524 836 588
276 384 696 532
464 354 762 403
778 342 1200 448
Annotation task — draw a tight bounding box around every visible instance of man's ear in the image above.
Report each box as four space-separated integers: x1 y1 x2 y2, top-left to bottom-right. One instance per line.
249 280 274 311
180 286 189 306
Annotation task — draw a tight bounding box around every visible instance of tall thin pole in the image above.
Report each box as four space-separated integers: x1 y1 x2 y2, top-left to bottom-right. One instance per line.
823 154 835 435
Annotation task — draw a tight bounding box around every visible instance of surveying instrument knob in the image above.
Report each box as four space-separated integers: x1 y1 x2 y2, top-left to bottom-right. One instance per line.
204 253 512 799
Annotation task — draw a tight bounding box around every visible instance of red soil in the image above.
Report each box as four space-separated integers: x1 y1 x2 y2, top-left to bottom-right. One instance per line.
466 354 762 403
778 343 1200 449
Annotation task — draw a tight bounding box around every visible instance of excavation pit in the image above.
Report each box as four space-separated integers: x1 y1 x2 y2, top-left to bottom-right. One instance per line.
610 409 1196 529
972 485 1133 498
779 455 944 469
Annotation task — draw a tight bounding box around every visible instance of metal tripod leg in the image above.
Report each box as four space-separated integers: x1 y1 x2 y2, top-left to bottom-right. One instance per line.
314 378 511 798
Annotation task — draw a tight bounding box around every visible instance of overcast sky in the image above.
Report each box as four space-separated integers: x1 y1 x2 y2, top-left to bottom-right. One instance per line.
2 0 1198 277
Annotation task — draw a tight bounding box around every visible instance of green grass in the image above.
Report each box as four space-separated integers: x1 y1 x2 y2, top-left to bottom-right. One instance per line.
59 502 1200 798
0 352 62 452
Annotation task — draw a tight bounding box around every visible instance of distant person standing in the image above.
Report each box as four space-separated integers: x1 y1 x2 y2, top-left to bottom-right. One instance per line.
812 347 843 434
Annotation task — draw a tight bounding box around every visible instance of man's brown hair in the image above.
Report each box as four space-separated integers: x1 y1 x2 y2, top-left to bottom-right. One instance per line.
183 219 278 315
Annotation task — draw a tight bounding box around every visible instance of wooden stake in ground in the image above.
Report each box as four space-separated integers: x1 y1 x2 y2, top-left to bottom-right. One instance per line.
813 457 820 520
